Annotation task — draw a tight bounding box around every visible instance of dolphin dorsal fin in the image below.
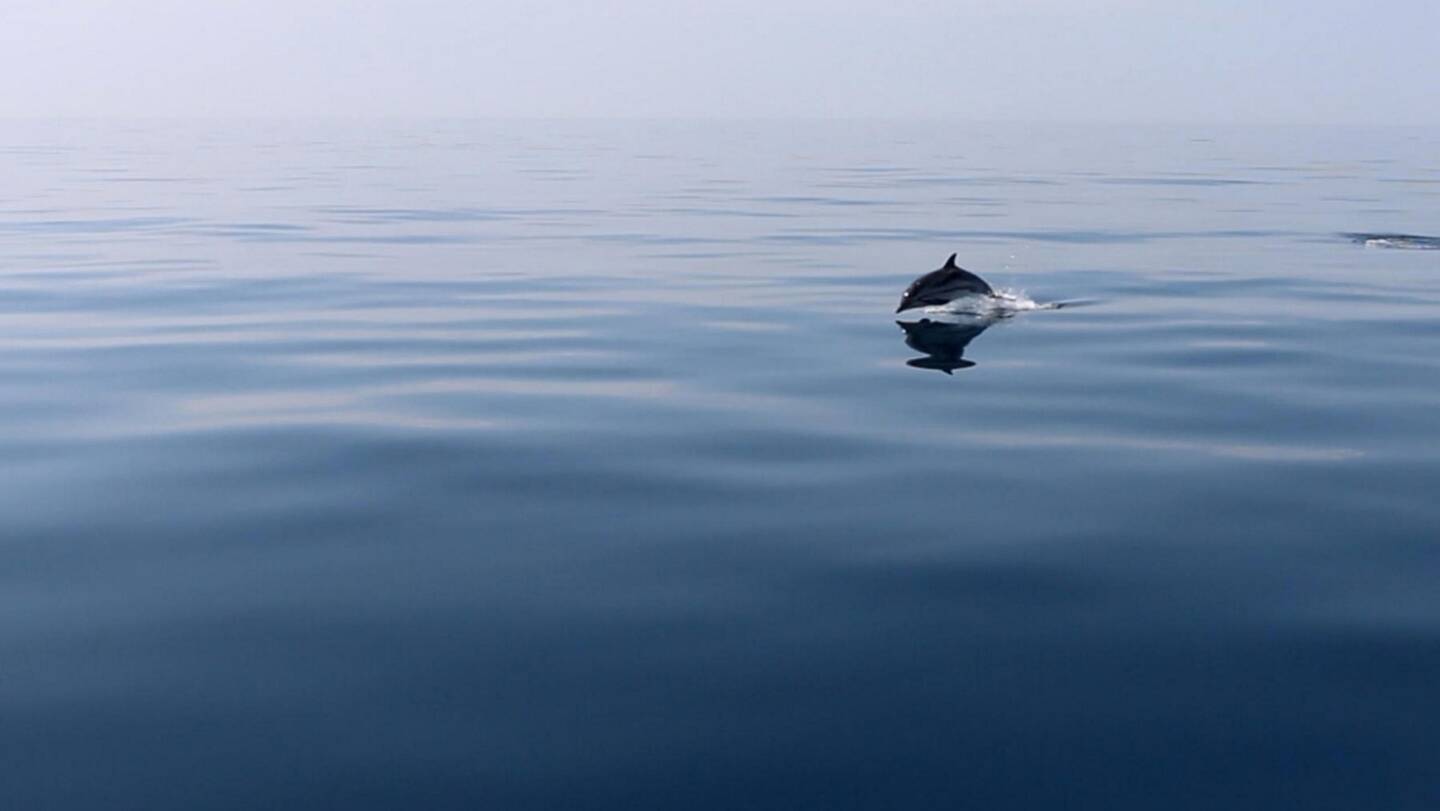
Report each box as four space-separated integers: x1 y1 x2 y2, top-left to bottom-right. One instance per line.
943 253 958 269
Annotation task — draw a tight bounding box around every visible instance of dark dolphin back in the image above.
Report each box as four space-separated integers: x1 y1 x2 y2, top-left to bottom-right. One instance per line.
932 253 994 297
896 254 996 312
901 254 993 301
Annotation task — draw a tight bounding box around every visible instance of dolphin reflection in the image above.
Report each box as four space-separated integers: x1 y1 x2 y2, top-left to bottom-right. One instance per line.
897 316 998 374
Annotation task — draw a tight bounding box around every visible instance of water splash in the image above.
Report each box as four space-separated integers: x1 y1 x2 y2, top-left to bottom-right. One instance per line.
924 288 1062 317
1345 232 1440 250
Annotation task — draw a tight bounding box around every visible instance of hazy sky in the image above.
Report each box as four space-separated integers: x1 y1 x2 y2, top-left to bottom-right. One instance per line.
2 0 1436 124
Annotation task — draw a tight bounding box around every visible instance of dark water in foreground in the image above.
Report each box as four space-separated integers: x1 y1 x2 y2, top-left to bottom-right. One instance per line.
3 120 1439 809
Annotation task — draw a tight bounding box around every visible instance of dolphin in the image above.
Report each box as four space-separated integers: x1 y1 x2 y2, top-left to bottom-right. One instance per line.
896 254 994 313
1345 232 1440 250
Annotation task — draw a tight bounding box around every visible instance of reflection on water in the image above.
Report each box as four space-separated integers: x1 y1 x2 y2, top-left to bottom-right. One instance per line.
898 316 997 373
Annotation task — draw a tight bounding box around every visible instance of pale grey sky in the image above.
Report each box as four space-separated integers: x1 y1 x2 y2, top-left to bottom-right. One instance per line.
2 0 1436 124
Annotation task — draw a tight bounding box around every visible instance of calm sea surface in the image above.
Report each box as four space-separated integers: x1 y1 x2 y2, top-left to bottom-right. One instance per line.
3 120 1439 809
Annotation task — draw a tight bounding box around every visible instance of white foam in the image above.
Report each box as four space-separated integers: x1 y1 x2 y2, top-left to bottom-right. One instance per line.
924 288 1054 317
1364 237 1440 250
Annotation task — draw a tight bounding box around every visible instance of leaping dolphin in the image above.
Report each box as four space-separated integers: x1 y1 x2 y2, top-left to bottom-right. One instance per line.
895 254 994 313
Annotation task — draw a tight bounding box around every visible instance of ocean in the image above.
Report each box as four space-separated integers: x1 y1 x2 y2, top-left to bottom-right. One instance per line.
3 118 1438 809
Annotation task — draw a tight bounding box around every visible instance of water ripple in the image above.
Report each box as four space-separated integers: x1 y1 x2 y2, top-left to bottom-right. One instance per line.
5 119 1440 810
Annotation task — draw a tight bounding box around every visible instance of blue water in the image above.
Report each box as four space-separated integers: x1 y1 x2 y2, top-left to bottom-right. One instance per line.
4 120 1439 809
